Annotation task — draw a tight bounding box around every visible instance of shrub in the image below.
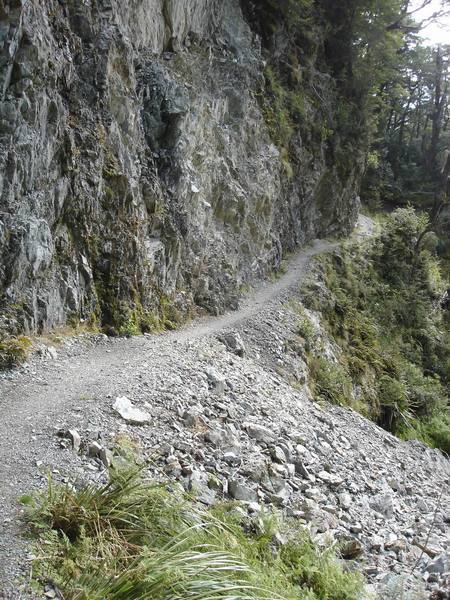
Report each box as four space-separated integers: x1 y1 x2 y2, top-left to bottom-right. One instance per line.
401 414 450 455
288 301 317 347
377 375 411 431
303 208 449 451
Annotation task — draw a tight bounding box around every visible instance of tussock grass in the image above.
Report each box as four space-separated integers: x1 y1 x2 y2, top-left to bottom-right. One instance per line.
25 469 363 599
0 335 32 369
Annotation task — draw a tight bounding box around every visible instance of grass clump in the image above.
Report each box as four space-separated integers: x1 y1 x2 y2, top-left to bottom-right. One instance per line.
0 335 32 369
309 357 353 407
25 470 363 599
296 308 317 346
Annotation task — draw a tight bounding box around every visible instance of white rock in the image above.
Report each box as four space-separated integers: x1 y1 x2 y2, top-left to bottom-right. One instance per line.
205 367 225 395
67 429 81 452
113 396 151 425
88 441 102 457
338 492 352 510
47 346 58 360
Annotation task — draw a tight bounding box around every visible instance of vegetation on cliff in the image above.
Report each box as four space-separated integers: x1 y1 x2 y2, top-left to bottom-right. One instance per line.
303 208 449 452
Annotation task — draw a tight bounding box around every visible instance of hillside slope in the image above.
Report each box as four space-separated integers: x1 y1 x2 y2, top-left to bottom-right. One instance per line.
0 220 448 598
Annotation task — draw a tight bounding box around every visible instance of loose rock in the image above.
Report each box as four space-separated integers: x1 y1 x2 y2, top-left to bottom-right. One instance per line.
113 397 151 425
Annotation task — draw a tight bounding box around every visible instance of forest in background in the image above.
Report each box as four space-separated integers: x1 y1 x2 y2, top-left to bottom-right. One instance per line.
258 0 449 262
327 0 450 450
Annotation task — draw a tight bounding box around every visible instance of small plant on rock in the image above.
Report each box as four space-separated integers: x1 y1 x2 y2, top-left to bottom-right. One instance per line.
308 356 353 406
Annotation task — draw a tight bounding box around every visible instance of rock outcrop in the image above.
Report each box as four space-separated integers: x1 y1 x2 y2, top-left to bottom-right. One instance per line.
0 0 363 335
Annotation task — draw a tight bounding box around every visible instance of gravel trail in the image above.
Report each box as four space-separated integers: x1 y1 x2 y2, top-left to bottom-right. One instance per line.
0 238 335 595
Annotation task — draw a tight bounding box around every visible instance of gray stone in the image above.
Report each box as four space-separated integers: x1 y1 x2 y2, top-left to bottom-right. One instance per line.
88 441 102 458
270 446 287 463
183 408 203 428
294 460 312 480
339 537 364 559
369 494 394 519
205 429 225 447
426 553 450 575
165 456 182 476
244 423 275 444
188 470 211 501
265 488 291 507
371 535 384 551
228 480 258 503
48 347 58 360
218 332 246 357
67 429 81 453
338 492 352 510
99 448 114 468
197 488 217 506
205 367 226 396
385 538 407 554
317 470 343 487
223 451 241 466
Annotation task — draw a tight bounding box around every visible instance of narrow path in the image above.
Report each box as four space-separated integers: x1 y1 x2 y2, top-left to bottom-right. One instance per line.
0 237 337 595
174 238 337 341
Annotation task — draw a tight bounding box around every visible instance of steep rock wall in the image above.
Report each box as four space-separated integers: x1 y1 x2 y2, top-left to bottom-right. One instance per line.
0 0 363 335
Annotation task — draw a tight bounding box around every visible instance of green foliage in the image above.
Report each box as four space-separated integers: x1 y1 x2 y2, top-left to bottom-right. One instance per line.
377 375 411 431
309 357 353 407
374 208 439 289
117 311 141 336
289 300 316 346
26 470 363 600
0 335 32 369
100 293 183 337
400 412 450 455
280 539 363 600
262 65 308 170
303 208 449 450
362 42 450 215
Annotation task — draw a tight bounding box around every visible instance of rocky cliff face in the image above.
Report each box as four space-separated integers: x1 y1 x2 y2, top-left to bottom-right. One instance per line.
0 0 363 336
